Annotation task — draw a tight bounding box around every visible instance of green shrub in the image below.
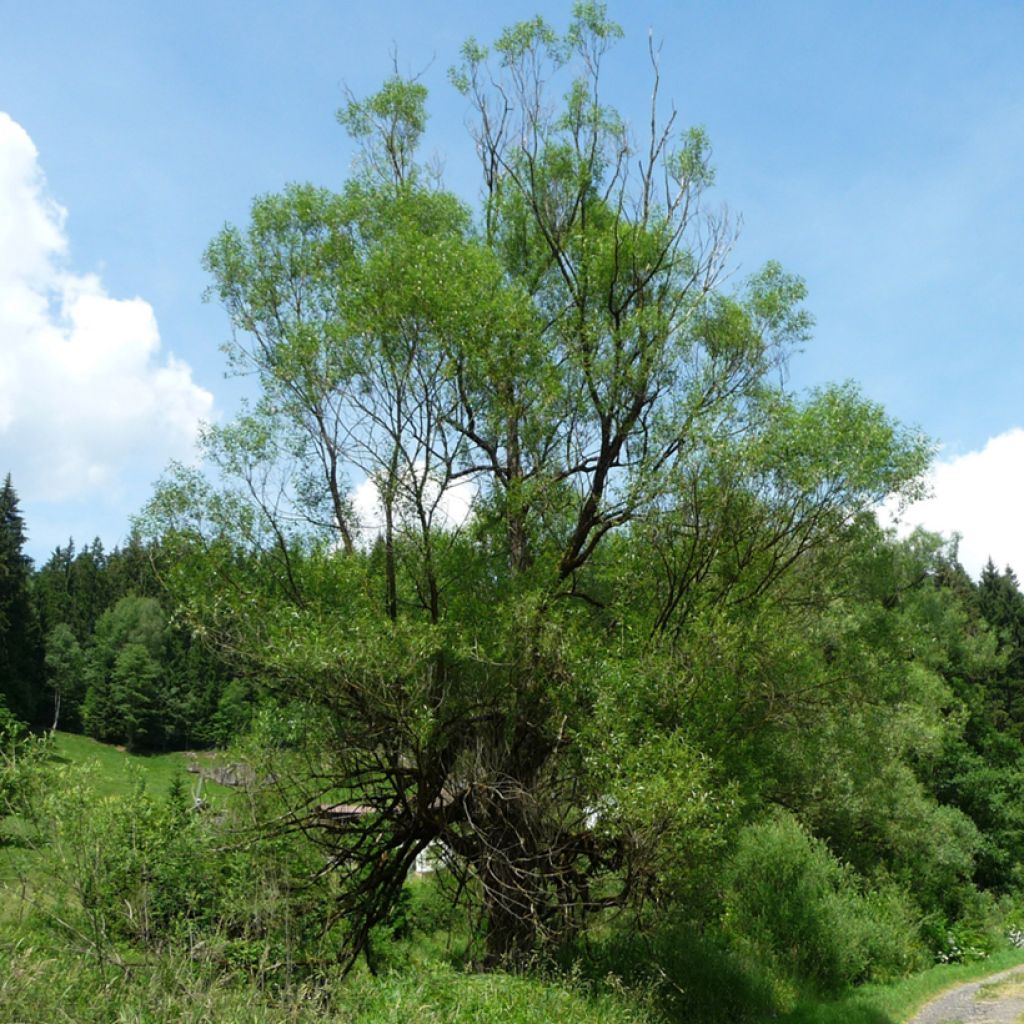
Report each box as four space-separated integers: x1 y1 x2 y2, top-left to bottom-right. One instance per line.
39 762 341 987
839 879 929 981
45 771 222 947
403 873 460 937
722 810 925 992
0 705 53 833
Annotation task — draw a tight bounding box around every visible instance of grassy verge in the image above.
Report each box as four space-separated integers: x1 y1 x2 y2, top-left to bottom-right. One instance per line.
778 948 1024 1024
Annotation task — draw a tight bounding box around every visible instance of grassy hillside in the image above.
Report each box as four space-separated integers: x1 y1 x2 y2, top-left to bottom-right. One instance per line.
50 731 189 797
48 731 228 801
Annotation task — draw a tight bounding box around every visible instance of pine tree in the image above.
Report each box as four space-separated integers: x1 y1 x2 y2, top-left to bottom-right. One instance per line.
976 558 1024 738
0 475 45 722
32 540 75 638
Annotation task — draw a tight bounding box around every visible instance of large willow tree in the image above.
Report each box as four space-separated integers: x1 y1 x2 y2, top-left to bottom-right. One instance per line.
148 4 929 967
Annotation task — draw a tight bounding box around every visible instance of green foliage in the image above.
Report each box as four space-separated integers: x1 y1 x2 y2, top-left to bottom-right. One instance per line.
0 701 52 831
38 758 333 978
722 811 926 992
32 531 246 750
579 921 780 1023
931 743 1024 891
0 475 45 723
137 3 947 973
44 771 217 946
583 723 736 910
33 537 113 643
209 677 257 745
338 75 429 185
914 554 1024 893
82 595 168 749
44 622 85 731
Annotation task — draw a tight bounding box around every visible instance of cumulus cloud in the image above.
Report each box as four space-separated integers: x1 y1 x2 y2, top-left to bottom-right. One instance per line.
0 112 212 513
351 468 475 543
892 428 1024 578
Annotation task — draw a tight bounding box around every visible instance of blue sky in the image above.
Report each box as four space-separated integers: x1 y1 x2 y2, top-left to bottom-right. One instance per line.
1 1 1021 573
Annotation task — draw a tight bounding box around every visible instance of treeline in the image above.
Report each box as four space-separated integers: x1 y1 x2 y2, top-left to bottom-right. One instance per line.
0 474 250 750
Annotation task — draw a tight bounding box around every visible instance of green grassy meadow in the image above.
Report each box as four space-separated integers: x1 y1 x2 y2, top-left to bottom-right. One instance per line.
48 731 230 800
47 730 186 797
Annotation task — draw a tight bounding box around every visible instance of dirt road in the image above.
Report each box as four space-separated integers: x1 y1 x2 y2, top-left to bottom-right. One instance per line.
907 965 1024 1024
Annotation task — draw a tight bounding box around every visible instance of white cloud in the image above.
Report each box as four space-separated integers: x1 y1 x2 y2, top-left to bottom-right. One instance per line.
0 112 212 508
352 467 475 543
892 428 1024 578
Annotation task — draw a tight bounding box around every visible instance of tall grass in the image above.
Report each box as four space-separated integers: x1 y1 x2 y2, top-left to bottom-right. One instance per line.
0 936 651 1024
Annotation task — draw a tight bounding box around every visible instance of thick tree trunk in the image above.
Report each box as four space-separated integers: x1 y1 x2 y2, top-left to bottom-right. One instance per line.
480 861 541 969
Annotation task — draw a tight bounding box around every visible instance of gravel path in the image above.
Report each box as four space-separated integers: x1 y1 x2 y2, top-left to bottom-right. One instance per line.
907 965 1024 1024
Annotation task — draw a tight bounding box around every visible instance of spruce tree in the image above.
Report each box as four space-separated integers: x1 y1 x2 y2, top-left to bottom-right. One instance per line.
976 558 1024 738
0 475 45 722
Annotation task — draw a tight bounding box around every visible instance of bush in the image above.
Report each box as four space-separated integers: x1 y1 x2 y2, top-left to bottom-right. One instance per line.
920 887 1007 963
0 703 52 833
579 920 780 1023
39 763 340 987
843 880 929 980
45 770 223 948
722 810 925 992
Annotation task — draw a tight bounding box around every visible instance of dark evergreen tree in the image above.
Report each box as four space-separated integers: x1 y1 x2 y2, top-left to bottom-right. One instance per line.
976 558 1024 738
33 538 112 644
106 530 163 602
917 554 1024 890
32 540 75 638
70 539 113 640
0 475 44 722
